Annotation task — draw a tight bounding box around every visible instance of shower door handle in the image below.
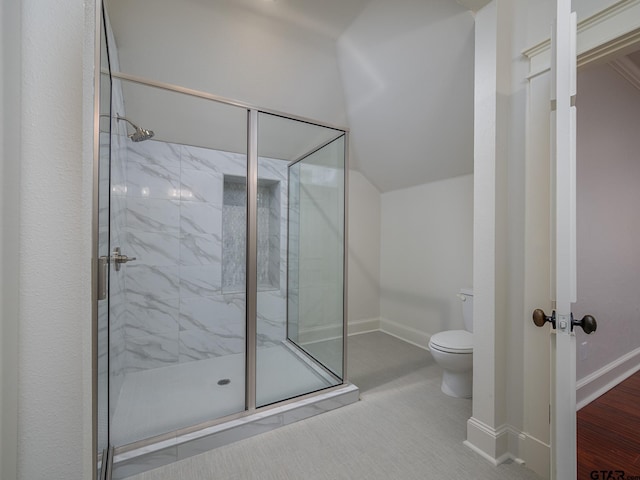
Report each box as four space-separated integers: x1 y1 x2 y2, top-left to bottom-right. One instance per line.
97 256 109 300
112 247 136 271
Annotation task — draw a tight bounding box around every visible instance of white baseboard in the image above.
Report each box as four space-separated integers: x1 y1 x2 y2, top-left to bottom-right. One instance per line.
465 417 510 465
297 318 381 344
298 324 342 344
347 318 380 336
465 418 549 477
576 345 640 410
379 317 430 350
518 432 550 479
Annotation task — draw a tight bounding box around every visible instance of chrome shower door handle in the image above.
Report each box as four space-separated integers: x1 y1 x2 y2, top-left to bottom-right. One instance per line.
112 247 136 271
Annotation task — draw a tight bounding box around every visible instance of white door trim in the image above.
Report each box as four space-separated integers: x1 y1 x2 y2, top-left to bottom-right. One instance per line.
523 0 640 77
523 1 640 478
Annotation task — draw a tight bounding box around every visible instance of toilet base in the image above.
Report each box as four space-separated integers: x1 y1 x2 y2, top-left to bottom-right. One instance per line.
441 370 472 398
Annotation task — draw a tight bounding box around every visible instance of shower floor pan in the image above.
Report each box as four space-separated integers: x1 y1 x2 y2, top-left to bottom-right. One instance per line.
110 343 359 479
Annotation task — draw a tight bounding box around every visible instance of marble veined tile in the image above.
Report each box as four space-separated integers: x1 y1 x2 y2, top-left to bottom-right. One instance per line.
256 291 286 321
178 295 244 332
123 293 179 337
125 264 180 300
110 141 127 191
127 139 180 168
126 198 180 233
124 332 179 373
258 157 288 182
257 316 285 347
180 201 222 235
180 169 223 204
181 145 246 177
179 328 245 362
110 195 127 240
179 265 222 298
180 233 221 266
126 230 180 266
126 160 180 200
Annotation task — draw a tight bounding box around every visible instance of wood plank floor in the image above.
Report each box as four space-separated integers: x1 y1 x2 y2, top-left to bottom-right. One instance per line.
578 370 640 480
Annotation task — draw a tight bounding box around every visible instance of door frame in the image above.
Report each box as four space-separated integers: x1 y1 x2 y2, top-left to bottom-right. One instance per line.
522 0 640 477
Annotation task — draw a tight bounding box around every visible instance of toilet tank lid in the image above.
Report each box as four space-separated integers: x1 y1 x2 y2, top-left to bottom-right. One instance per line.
459 288 473 297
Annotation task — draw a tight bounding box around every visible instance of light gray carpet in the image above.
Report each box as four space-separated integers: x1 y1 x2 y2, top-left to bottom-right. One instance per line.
129 332 542 480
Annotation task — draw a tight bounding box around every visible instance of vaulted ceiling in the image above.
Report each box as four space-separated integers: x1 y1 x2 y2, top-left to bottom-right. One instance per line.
105 0 476 192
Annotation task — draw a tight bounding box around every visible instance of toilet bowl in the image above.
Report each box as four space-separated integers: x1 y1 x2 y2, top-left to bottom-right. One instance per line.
428 289 473 398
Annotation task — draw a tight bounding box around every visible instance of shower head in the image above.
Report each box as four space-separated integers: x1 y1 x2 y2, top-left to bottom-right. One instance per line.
115 115 155 142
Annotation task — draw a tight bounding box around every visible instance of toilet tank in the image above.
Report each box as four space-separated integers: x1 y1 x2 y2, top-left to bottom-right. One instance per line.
459 288 473 332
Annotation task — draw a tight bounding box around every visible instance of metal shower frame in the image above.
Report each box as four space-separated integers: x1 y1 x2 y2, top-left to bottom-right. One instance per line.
91 4 350 478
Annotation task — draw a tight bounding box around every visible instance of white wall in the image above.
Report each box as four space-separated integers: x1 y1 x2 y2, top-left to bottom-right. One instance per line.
105 0 348 128
574 63 640 380
0 0 94 479
347 170 381 328
380 174 473 347
1 0 21 478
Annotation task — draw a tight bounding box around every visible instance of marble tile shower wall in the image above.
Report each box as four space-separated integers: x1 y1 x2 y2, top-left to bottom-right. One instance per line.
110 139 289 376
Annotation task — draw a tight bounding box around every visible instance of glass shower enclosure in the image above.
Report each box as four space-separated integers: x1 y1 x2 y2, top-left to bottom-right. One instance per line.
94 8 354 479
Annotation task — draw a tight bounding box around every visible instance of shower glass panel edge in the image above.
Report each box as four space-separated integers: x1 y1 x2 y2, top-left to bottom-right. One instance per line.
95 3 113 478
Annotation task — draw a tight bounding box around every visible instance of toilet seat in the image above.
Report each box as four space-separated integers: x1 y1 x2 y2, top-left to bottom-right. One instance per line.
429 330 473 354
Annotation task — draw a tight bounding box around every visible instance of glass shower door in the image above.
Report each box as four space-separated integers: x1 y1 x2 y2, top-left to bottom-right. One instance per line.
255 112 345 407
287 135 346 379
106 78 249 448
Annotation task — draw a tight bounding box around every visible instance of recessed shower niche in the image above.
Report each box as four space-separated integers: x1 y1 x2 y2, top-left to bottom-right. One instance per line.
222 176 281 293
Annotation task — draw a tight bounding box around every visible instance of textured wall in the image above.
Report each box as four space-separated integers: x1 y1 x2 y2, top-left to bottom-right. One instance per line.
16 0 93 478
1 0 21 478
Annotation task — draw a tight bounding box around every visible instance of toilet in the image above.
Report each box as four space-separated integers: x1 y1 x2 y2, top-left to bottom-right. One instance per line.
428 288 473 398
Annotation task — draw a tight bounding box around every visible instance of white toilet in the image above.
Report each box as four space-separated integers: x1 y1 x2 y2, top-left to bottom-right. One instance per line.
428 288 473 398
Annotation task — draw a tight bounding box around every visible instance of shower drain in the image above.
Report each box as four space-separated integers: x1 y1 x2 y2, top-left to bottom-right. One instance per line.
217 378 231 386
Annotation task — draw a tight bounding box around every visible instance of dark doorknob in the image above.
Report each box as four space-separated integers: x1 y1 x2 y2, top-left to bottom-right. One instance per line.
532 309 556 328
532 309 597 335
572 314 597 334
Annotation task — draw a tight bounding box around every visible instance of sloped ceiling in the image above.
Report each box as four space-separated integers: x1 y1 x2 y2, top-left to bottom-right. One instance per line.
105 0 475 193
338 0 474 192
212 0 373 39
